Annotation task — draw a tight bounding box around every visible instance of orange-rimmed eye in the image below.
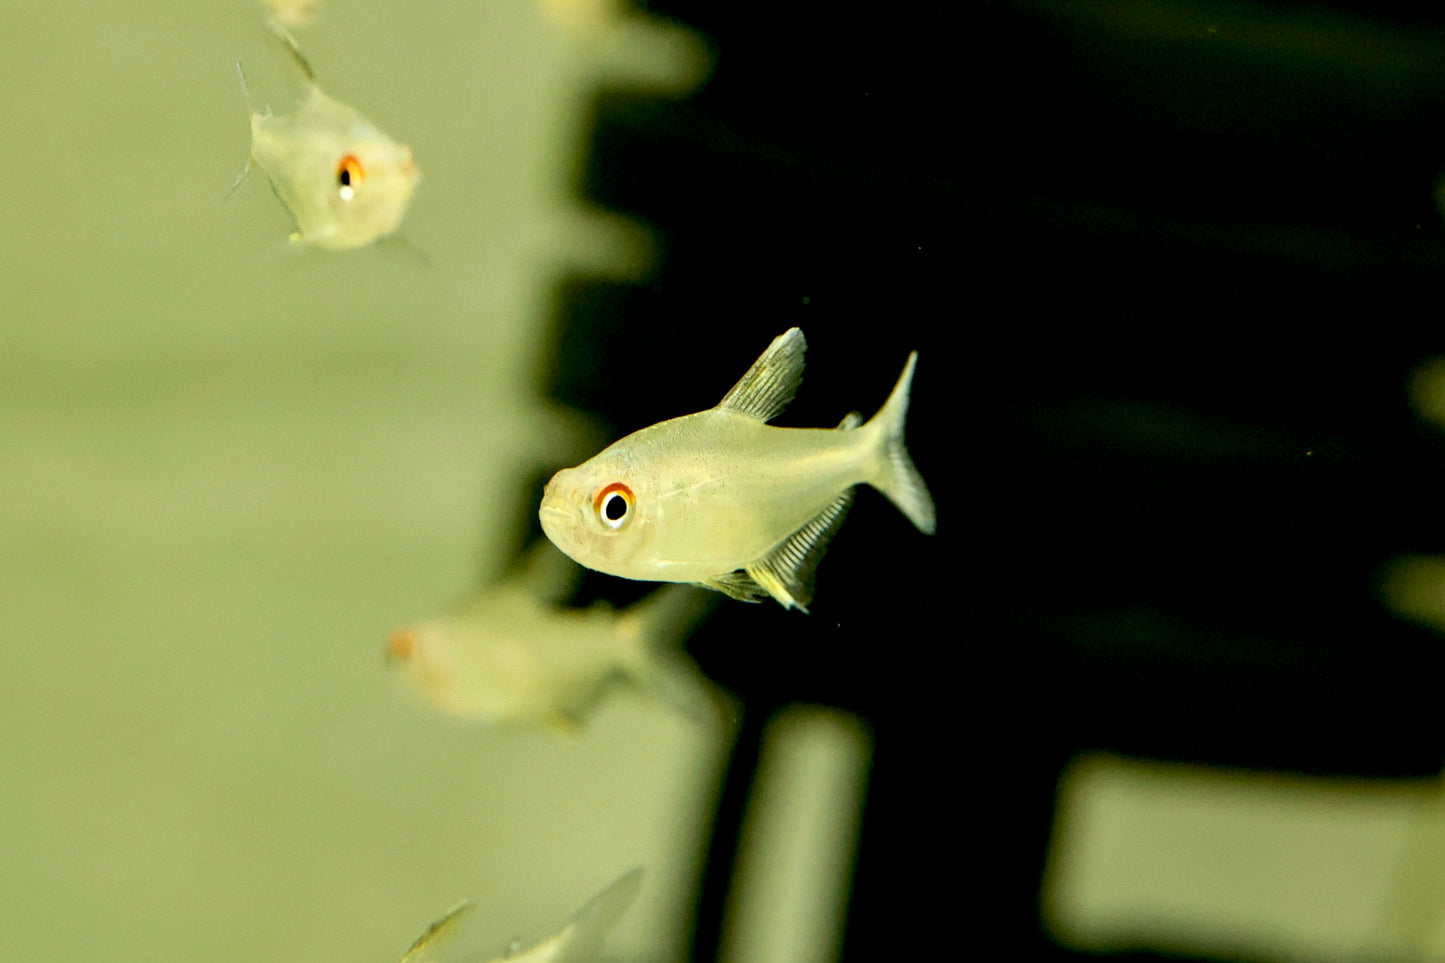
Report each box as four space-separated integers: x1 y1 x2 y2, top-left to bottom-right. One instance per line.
336 154 365 200
594 482 634 530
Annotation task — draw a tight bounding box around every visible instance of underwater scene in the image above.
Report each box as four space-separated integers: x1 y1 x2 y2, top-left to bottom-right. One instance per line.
11 0 1445 961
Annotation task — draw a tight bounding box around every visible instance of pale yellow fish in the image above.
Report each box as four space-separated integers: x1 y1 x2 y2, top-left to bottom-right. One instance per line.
387 541 713 731
232 29 419 250
398 867 643 963
539 327 935 611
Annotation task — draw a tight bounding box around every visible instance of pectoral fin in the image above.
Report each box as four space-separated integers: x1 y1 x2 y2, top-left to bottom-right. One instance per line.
716 327 806 422
745 488 855 613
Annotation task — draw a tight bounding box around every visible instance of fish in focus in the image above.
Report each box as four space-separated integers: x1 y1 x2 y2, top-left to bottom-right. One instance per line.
232 28 419 250
387 541 714 731
539 327 935 611
397 867 643 963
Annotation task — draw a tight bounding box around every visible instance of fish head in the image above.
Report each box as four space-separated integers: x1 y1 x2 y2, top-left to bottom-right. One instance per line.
386 620 456 704
539 449 658 578
251 88 421 249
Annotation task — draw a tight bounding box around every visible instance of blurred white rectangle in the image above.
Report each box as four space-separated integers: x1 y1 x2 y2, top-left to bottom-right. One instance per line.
720 705 872 963
1043 753 1441 962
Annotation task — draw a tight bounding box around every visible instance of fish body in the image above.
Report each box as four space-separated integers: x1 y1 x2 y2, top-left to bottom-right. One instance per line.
399 867 643 963
235 31 419 250
539 327 935 611
387 543 711 730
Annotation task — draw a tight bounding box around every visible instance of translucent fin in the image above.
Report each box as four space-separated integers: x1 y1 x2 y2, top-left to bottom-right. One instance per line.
865 352 935 534
227 156 255 200
264 18 316 82
508 539 582 606
551 867 645 962
617 584 720 725
745 488 854 613
716 327 806 422
397 901 474 963
836 410 863 430
233 59 257 115
701 570 770 602
228 61 257 199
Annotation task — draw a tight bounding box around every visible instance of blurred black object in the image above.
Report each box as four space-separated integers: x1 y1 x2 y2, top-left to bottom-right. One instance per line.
544 1 1445 959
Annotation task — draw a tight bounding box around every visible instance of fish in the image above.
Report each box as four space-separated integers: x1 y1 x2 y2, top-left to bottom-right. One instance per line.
386 541 715 731
397 867 643 963
538 327 935 611
231 27 419 250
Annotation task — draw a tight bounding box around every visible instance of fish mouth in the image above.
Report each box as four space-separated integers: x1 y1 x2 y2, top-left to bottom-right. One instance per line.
537 503 572 543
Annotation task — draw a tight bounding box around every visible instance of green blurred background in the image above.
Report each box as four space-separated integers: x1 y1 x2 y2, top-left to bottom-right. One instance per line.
0 2 715 960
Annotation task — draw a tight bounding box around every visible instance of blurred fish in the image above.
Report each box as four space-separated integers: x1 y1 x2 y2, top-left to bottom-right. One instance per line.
387 541 714 731
539 327 935 611
231 27 419 250
399 867 643 963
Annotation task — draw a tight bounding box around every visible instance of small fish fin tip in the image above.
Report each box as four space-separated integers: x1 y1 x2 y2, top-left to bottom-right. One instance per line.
716 327 806 422
564 867 645 954
398 901 475 963
746 488 854 611
869 351 935 535
226 157 255 200
233 59 255 113
545 711 583 736
837 410 863 430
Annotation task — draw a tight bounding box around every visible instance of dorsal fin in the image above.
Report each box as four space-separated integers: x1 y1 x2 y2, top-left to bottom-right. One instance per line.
745 488 855 612
716 327 806 422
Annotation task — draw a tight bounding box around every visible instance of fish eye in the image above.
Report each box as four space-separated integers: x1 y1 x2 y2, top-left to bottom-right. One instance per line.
335 154 365 201
593 482 634 530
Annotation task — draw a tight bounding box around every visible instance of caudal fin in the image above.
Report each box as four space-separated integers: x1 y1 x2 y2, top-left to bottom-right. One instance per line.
866 352 936 534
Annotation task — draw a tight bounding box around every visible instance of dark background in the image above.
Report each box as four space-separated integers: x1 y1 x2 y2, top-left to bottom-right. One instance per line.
545 2 1445 958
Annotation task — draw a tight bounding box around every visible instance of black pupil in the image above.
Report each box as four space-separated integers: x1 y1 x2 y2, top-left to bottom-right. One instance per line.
338 167 352 187
604 493 628 521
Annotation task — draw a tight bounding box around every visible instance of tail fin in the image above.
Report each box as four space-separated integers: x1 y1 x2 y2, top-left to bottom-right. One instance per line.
866 352 936 534
556 867 644 962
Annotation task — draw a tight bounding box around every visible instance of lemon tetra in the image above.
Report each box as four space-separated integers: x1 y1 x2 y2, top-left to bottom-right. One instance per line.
232 28 419 250
386 542 716 732
539 327 936 611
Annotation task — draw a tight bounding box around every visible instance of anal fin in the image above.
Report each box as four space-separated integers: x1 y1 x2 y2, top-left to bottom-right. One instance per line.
745 488 855 613
700 570 770 603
